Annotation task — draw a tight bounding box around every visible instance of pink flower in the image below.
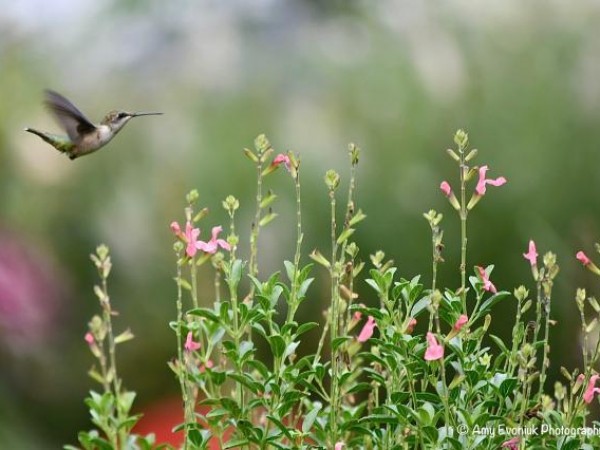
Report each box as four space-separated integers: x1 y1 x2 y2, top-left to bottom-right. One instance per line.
84 332 94 345
353 310 362 321
453 314 468 331
200 359 214 373
170 221 183 237
334 442 344 450
583 374 600 404
523 240 538 266
405 317 417 334
184 331 201 351
501 436 520 450
476 266 497 293
184 223 202 257
475 165 507 195
577 251 591 266
357 316 376 342
197 226 231 254
424 332 444 361
273 153 291 172
440 181 452 197
170 220 202 257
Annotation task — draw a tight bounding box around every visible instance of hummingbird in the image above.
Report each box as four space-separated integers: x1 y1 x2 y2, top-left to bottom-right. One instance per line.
25 90 162 160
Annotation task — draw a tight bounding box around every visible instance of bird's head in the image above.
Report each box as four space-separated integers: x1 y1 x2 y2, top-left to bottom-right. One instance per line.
103 110 163 133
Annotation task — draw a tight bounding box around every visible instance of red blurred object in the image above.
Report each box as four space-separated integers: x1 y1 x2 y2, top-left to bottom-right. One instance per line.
135 397 232 448
135 396 185 447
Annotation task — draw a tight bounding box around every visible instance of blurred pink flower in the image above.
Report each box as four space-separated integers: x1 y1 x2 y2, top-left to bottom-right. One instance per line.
184 223 201 257
358 316 376 342
501 436 520 450
424 332 444 361
476 266 497 293
0 229 67 353
583 374 600 404
197 226 231 254
273 153 291 172
475 165 507 195
200 359 214 373
184 331 201 351
170 220 201 257
453 315 468 331
577 251 591 266
523 240 538 266
334 442 344 450
170 221 183 239
406 317 417 334
440 181 452 197
84 332 94 345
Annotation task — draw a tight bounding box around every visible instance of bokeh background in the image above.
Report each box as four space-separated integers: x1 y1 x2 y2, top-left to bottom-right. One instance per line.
2 0 600 447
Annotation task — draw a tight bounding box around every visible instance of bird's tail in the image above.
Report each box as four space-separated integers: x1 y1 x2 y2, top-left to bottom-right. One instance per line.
24 127 52 143
24 128 73 154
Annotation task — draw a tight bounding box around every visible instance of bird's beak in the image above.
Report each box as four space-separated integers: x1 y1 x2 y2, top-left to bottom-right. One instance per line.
131 112 163 117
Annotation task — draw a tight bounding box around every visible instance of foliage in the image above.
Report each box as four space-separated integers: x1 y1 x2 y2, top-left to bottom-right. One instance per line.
69 131 600 449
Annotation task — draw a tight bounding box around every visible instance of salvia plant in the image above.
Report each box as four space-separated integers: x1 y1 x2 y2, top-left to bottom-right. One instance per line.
68 131 600 450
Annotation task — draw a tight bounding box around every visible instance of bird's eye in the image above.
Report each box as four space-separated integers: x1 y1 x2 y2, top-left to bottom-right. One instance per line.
117 112 128 119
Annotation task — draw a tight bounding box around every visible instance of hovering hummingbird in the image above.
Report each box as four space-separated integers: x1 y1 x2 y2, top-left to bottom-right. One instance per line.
25 90 162 160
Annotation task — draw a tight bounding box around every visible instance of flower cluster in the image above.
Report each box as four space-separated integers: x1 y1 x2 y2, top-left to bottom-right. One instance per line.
170 221 230 258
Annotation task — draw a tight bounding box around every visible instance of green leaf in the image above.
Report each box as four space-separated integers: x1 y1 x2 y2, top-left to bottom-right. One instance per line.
347 382 372 395
187 307 220 323
283 341 300 360
283 260 295 283
268 334 286 359
332 336 351 351
302 404 322 433
296 322 319 337
410 297 430 318
476 291 510 318
297 278 314 299
227 259 243 289
266 415 293 439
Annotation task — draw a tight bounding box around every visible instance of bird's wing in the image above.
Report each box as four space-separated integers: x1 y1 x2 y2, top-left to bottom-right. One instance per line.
44 90 97 141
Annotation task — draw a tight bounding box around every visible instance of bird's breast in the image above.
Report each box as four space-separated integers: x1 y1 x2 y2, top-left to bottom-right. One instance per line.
78 125 113 152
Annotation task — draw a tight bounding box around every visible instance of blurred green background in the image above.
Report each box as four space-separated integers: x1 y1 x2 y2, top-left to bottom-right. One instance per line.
2 0 600 447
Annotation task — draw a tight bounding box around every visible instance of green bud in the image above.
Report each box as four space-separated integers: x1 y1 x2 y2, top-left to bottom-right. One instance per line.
345 242 359 258
96 244 109 262
589 296 600 313
446 148 460 162
186 189 199 205
348 143 360 166
514 285 529 302
370 250 385 269
223 195 240 213
243 147 259 163
559 366 572 381
254 134 272 155
173 241 184 254
193 207 209 223
325 169 340 191
454 129 469 149
309 250 331 269
465 148 478 162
